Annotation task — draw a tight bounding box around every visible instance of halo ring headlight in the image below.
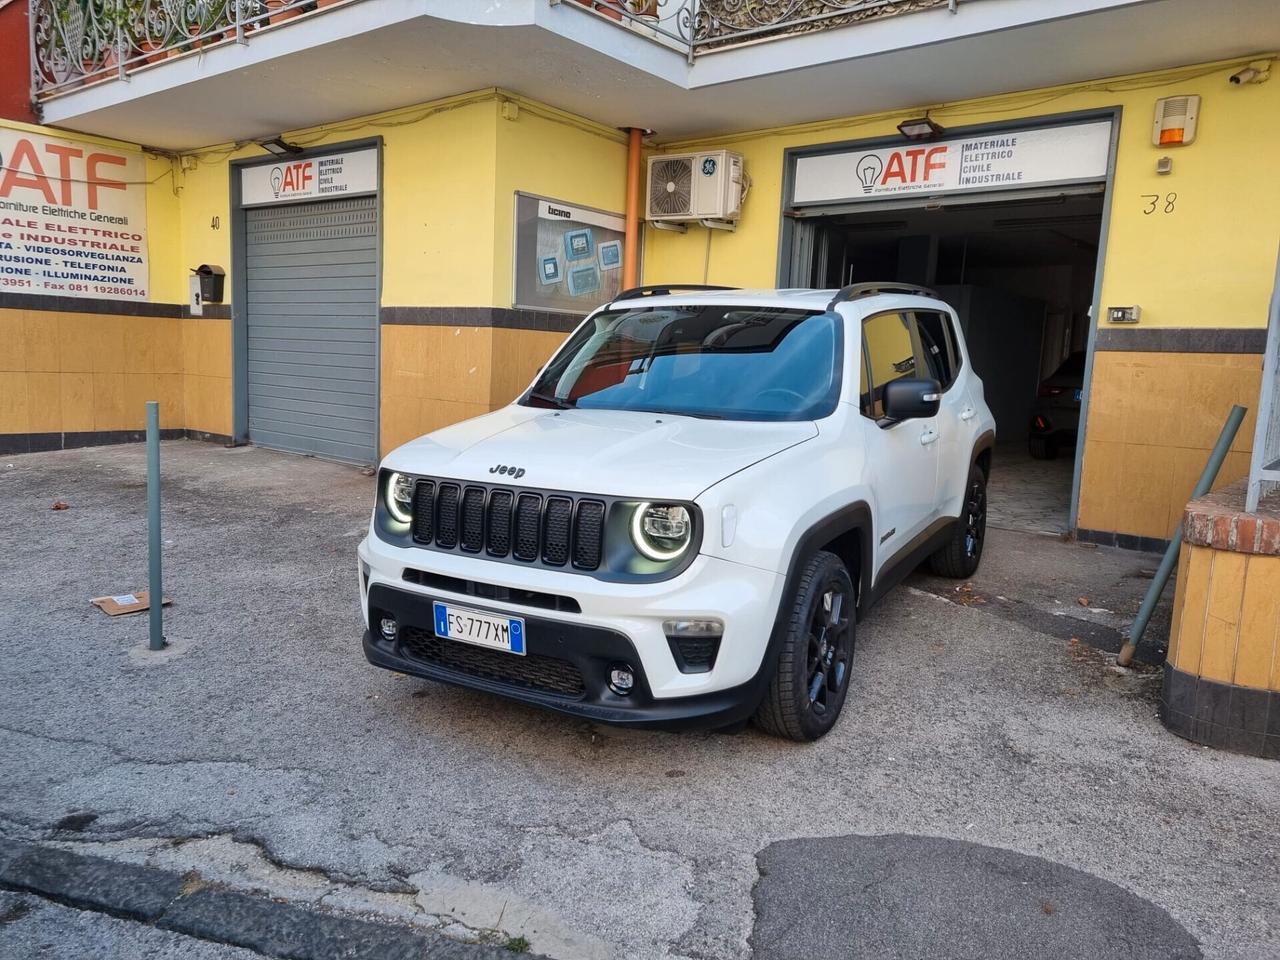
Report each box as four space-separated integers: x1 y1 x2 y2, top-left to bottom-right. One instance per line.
385 471 414 524
630 502 692 562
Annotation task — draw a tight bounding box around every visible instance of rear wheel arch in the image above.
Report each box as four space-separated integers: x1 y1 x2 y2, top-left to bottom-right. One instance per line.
972 430 995 480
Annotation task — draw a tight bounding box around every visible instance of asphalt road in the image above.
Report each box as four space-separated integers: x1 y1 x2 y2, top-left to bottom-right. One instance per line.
1 442 1276 959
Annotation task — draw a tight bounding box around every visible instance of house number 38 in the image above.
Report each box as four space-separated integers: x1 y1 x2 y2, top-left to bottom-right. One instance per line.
1141 193 1176 215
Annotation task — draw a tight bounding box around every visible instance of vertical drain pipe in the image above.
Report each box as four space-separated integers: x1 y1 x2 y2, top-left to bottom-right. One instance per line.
623 127 644 289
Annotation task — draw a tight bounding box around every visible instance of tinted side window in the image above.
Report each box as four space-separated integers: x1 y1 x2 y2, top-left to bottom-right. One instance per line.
912 310 958 388
861 311 917 418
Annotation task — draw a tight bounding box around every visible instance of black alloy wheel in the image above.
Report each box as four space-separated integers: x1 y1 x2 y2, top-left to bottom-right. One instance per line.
928 462 988 579
962 474 987 563
755 551 856 741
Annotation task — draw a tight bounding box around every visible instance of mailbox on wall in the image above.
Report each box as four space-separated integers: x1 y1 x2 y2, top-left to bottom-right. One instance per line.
193 264 226 304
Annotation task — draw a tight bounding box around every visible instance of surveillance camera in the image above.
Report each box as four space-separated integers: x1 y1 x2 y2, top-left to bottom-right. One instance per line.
1229 61 1271 84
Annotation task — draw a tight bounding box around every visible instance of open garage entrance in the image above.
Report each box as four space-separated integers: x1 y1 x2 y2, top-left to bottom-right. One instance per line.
807 193 1103 533
782 116 1114 536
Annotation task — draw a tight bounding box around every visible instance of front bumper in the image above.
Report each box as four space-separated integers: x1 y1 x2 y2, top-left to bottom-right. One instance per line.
358 531 787 727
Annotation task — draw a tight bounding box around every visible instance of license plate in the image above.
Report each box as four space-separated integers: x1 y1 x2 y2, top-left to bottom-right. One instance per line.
1073 388 1083 402
432 602 525 656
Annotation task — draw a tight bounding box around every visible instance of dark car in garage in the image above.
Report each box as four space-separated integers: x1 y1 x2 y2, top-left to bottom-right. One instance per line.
1028 352 1085 459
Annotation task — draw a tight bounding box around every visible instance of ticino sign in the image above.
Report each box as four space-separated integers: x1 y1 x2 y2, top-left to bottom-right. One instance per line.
792 120 1112 205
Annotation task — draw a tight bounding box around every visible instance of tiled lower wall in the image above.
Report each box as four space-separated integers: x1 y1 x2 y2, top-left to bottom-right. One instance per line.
1077 349 1262 543
0 304 232 450
379 321 568 456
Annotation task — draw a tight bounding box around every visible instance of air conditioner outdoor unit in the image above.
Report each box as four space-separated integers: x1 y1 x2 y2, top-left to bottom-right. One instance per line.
647 150 745 224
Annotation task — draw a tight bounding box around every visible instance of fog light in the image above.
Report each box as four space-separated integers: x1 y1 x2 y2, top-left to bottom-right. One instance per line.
663 618 723 639
608 665 635 696
379 617 398 640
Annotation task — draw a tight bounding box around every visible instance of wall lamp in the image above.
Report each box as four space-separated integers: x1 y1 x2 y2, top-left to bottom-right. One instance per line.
257 136 303 156
897 116 945 141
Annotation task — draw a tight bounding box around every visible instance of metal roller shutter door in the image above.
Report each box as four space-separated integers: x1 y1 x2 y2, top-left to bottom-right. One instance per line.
245 197 377 464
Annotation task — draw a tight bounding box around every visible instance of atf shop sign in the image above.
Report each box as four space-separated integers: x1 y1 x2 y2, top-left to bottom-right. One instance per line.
791 120 1112 206
241 148 378 207
0 127 149 300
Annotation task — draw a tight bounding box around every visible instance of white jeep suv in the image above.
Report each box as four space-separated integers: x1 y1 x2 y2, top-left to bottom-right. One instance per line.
358 284 995 740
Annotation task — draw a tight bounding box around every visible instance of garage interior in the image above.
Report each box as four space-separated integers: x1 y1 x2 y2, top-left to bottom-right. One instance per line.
801 190 1105 535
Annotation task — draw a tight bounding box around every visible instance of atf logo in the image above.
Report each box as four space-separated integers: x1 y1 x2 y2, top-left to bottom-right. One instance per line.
855 146 949 193
701 157 717 176
0 135 129 209
268 161 314 198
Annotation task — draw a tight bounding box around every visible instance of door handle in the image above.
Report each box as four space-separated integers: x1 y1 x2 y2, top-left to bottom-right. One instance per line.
960 407 976 421
920 428 939 446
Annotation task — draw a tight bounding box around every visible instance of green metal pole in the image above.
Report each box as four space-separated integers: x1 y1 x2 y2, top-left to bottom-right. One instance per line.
146 401 165 651
1117 403 1247 666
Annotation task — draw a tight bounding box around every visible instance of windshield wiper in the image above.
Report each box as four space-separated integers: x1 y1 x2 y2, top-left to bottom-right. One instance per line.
646 408 725 420
527 390 575 409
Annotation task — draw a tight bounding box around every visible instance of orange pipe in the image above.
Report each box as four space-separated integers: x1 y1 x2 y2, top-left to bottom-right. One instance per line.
623 127 643 288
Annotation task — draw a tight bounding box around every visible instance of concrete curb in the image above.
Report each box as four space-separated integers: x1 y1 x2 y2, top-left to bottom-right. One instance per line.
0 838 529 960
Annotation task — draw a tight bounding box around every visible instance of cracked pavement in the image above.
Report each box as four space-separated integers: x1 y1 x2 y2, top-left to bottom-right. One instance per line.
1 441 1278 958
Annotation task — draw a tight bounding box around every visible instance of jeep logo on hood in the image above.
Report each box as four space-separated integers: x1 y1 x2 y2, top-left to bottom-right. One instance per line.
489 464 526 479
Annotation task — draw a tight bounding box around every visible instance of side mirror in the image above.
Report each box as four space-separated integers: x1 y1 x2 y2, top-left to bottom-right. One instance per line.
881 377 941 423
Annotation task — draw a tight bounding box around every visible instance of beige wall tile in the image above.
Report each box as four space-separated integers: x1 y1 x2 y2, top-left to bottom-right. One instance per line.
0 372 31 432
1200 550 1247 684
59 372 95 431
26 372 62 432
58 314 97 373
22 311 61 373
1166 543 1191 666
0 311 23 373
1237 556 1280 691
91 372 127 430
1173 545 1212 675
89 316 125 374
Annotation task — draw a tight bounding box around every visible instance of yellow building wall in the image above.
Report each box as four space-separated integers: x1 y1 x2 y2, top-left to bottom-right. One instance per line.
643 57 1280 329
379 94 625 452
491 100 629 309
643 56 1279 543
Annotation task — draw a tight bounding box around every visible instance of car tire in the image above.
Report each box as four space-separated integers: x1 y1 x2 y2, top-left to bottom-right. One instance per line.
754 550 856 742
1028 435 1058 460
929 463 988 579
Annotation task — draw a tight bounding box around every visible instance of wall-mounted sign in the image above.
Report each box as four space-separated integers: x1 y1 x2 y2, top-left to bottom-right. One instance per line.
0 126 149 301
513 194 629 314
241 148 378 207
792 120 1112 206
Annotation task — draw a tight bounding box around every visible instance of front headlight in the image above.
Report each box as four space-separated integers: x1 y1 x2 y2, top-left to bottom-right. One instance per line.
385 471 414 523
630 502 692 561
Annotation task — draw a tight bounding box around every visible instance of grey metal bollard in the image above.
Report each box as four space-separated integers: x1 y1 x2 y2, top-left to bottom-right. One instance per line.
146 401 165 651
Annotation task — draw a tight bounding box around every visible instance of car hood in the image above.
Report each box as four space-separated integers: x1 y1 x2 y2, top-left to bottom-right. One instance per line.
381 404 818 500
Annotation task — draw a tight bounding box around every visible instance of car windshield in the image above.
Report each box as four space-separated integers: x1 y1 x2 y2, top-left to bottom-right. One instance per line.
522 304 842 421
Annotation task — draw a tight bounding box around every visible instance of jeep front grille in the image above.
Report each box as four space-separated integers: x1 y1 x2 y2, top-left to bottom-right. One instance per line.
411 479 605 571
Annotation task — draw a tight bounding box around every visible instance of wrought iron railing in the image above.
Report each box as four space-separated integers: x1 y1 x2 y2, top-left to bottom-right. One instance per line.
30 0 957 99
30 0 360 99
568 0 957 60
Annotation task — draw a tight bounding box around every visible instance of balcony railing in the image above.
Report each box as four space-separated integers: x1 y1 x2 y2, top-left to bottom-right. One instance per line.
575 0 956 60
29 0 362 100
29 0 957 100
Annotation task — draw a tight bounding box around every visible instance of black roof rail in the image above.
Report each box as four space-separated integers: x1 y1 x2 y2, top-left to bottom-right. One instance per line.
613 284 739 302
827 282 938 310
